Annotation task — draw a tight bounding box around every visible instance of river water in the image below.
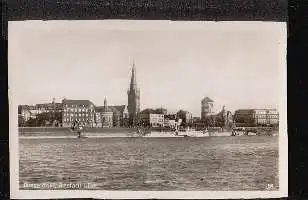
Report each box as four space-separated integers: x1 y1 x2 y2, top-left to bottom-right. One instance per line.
19 136 278 191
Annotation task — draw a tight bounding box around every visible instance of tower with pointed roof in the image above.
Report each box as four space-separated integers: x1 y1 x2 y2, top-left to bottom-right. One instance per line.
104 97 108 112
127 60 140 126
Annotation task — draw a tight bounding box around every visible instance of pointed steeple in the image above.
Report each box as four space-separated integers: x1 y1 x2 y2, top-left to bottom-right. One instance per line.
130 60 137 90
104 97 108 112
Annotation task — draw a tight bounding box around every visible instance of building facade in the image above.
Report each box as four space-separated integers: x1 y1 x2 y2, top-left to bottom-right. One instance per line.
253 109 279 125
18 99 63 126
108 105 129 127
234 108 279 126
164 114 177 128
140 113 164 127
101 112 113 128
19 99 63 120
127 61 140 126
96 103 129 128
201 97 214 121
94 112 102 127
101 98 113 128
61 99 96 128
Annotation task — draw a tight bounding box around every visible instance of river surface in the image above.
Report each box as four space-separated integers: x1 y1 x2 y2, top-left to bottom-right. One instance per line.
19 136 278 191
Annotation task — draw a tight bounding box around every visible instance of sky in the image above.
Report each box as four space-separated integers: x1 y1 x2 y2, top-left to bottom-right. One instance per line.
8 20 286 117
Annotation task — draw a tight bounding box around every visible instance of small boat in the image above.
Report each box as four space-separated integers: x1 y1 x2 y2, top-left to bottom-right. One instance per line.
77 131 88 138
76 125 88 138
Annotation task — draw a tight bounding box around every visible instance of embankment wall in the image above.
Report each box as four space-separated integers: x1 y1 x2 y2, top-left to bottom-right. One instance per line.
18 127 137 136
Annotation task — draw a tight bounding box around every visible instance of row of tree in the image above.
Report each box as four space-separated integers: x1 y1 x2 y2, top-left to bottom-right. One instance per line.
18 111 62 127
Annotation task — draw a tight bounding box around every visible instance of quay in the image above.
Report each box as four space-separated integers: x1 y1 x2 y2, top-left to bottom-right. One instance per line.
18 126 278 139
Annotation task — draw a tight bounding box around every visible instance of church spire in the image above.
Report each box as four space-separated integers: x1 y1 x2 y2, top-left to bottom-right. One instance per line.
104 97 108 112
130 60 137 90
127 59 140 127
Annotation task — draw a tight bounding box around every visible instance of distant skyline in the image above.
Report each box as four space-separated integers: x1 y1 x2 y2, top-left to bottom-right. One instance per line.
9 20 286 117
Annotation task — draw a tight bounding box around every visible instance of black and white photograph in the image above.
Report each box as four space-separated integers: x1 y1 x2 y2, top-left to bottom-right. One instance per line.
9 20 287 199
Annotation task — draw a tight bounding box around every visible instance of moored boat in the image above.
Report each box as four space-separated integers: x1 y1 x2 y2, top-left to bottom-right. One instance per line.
72 124 88 138
143 131 184 137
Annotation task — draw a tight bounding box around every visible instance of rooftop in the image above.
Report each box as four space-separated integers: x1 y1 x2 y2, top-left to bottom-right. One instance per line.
202 97 214 102
62 99 94 106
96 105 127 113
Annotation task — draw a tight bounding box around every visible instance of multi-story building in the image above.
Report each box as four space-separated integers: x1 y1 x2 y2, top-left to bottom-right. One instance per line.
94 112 102 127
127 61 140 126
139 109 164 127
164 114 177 128
201 97 214 121
253 109 279 125
234 108 279 126
18 98 63 121
61 99 96 128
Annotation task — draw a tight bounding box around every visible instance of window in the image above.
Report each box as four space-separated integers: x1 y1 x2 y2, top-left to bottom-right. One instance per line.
79 113 81 117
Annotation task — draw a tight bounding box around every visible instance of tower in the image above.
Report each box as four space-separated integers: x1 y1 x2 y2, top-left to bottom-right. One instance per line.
201 97 214 121
104 97 108 112
127 60 140 126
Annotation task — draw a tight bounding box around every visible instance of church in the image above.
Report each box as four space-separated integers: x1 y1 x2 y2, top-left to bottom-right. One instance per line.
127 61 140 126
95 61 141 128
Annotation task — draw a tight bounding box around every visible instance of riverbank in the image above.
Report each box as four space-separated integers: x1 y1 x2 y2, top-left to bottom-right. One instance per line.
18 127 278 138
19 127 137 136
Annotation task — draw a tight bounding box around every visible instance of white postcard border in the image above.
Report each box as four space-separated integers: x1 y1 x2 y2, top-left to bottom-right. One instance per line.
9 20 288 199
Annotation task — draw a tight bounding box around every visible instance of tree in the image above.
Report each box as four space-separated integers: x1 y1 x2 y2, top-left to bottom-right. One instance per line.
26 118 40 127
215 115 225 128
36 111 63 127
155 108 167 114
234 112 255 127
18 115 26 127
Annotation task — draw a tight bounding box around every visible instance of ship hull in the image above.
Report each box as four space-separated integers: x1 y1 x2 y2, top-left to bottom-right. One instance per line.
143 131 184 138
